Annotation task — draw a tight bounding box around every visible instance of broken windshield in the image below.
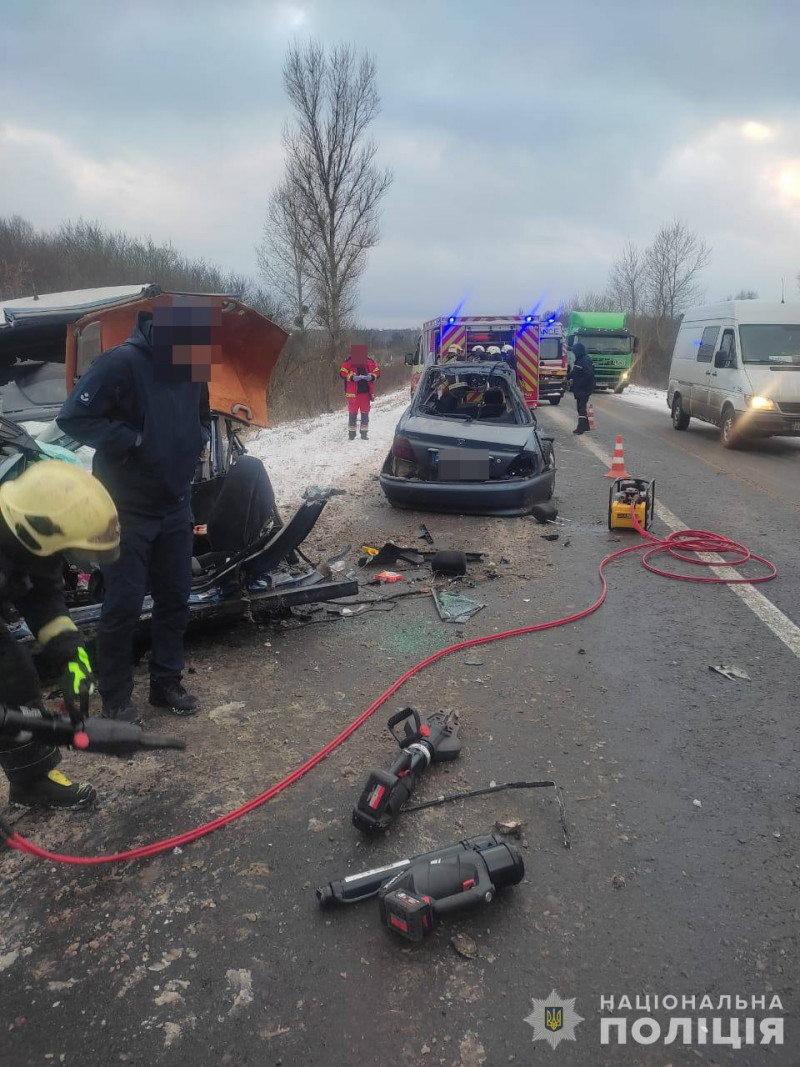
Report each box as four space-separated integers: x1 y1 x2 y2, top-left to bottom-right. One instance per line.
413 366 529 425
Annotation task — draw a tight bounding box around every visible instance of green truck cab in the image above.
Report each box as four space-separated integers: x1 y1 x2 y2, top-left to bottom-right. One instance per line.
567 311 638 393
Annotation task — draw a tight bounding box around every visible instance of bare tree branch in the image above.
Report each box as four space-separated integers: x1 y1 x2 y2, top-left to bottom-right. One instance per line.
280 41 393 362
644 219 711 321
609 240 645 321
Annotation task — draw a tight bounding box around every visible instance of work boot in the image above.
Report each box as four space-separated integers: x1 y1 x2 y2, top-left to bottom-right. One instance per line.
360 429 369 440
348 430 357 441
102 702 144 726
9 768 96 810
149 680 198 717
573 417 590 435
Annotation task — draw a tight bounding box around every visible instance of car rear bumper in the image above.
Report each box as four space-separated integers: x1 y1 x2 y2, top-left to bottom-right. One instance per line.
379 468 556 517
539 376 567 397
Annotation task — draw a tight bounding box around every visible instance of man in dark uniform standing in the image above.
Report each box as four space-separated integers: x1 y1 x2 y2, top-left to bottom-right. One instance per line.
58 298 213 725
567 342 596 434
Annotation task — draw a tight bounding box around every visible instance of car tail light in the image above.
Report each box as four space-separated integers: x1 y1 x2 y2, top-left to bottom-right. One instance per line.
392 435 415 460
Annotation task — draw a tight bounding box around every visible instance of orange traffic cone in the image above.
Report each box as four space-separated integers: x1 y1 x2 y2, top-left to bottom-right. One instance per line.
604 434 630 478
587 402 596 431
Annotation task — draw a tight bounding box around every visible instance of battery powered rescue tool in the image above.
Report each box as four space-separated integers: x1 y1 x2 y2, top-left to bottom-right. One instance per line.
353 707 461 834
316 832 524 942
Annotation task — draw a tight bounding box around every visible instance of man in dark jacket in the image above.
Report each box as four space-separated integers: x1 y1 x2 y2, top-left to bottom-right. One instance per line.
58 303 212 723
566 342 596 434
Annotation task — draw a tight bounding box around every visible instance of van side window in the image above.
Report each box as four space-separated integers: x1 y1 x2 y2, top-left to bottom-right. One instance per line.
697 326 719 363
719 329 737 367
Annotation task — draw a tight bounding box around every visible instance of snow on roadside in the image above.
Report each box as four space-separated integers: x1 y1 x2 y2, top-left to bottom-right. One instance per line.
616 384 669 413
247 388 410 508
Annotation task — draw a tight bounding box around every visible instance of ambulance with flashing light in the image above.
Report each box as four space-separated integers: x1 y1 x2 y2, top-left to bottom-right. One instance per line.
537 320 569 405
406 314 542 407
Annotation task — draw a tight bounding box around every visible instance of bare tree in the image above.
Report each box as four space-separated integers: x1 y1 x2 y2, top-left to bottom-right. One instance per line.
609 240 645 320
644 219 711 322
727 288 759 300
281 41 393 362
257 180 311 330
564 290 617 315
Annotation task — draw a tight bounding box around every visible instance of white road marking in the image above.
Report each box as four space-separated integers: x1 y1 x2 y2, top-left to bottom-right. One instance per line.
545 405 800 659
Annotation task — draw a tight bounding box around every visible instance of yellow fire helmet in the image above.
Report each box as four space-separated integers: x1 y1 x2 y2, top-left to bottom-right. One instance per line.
446 344 463 359
0 460 120 565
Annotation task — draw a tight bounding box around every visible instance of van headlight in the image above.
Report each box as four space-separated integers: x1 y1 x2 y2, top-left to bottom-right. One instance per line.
749 395 775 411
620 371 629 380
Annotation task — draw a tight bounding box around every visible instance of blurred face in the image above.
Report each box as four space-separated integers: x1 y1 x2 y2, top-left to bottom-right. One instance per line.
151 297 223 382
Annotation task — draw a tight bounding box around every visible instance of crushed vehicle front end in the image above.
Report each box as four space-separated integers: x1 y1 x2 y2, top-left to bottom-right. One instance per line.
379 362 555 516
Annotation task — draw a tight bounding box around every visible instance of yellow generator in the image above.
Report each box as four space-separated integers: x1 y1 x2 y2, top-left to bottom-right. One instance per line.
608 477 655 532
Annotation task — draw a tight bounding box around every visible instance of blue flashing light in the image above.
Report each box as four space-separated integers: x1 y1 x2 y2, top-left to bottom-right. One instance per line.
524 315 533 323
448 316 456 324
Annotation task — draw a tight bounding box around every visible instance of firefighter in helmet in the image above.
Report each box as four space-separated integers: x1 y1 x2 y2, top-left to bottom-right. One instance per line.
0 461 120 808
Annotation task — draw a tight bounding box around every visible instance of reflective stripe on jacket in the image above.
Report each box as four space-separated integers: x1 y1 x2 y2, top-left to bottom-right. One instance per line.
339 358 380 399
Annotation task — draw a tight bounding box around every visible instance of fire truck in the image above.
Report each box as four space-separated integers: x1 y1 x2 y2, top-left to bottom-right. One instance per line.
407 314 542 407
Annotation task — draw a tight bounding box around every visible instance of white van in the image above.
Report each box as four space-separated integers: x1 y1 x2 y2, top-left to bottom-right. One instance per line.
667 301 800 447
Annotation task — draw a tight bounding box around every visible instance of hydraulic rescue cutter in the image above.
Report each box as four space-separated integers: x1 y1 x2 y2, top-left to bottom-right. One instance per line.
352 707 461 834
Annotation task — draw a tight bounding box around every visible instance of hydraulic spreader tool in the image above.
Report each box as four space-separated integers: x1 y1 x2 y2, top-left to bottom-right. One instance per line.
352 707 461 834
316 832 524 941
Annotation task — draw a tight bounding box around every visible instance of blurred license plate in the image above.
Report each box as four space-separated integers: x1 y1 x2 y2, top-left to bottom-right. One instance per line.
437 449 490 481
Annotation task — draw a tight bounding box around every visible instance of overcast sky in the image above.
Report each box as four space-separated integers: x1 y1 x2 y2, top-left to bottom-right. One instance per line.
1 0 799 325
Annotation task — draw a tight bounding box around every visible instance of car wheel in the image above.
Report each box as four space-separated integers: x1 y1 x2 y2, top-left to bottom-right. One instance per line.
548 396 561 406
720 406 741 449
671 395 690 430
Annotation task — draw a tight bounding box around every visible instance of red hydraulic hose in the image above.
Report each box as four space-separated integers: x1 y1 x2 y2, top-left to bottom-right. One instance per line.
3 511 776 866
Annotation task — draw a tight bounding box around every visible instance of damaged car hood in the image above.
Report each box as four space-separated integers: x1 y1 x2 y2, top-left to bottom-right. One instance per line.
65 291 288 428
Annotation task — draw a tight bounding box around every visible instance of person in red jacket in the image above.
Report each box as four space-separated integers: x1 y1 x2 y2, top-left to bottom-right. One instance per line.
339 344 380 440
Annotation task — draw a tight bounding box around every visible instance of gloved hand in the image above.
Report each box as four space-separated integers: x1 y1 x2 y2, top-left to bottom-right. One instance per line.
62 645 95 719
363 373 375 382
352 374 365 381
40 631 95 719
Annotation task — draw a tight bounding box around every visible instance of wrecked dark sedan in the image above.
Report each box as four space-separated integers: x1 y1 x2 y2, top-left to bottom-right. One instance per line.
380 361 555 516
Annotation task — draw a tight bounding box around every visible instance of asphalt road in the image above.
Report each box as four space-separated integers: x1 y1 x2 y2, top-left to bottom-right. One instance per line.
1 391 798 1067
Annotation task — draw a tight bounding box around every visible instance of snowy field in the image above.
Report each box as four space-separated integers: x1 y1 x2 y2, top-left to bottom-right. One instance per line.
247 388 410 507
616 384 668 412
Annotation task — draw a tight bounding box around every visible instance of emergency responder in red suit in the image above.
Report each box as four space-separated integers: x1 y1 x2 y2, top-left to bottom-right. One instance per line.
339 345 380 440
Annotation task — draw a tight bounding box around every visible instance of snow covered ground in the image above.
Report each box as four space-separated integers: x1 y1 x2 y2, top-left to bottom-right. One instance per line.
247 388 410 508
616 384 669 413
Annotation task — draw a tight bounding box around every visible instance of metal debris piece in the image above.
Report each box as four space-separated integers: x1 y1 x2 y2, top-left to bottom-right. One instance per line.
417 523 435 545
709 664 750 681
495 819 523 838
451 933 479 959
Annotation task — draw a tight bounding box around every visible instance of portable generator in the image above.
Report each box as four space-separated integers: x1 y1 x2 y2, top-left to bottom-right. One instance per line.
608 477 655 531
